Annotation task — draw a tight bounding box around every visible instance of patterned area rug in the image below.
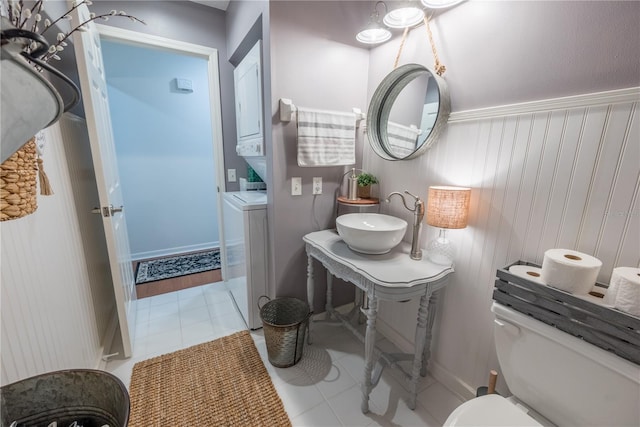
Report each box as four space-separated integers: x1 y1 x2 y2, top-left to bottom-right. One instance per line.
128 331 291 426
135 249 220 284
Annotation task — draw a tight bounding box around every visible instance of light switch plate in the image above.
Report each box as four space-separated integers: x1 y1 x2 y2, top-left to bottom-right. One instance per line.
227 169 236 182
313 177 322 195
292 177 302 196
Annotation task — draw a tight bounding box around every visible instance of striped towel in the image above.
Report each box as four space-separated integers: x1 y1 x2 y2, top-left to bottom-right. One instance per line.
297 107 356 167
387 121 421 158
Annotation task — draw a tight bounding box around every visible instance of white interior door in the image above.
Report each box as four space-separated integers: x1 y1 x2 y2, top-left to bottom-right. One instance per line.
70 3 136 357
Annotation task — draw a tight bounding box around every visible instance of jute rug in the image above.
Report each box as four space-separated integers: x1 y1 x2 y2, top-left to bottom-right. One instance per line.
135 249 221 284
128 331 291 426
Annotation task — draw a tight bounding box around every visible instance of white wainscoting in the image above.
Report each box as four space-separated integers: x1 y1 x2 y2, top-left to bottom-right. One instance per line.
1 117 109 385
364 88 639 400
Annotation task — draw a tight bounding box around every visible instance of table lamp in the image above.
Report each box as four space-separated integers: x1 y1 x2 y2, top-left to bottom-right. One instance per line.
426 186 471 265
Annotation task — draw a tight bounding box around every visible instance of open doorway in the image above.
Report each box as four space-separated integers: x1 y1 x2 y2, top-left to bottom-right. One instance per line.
98 25 227 298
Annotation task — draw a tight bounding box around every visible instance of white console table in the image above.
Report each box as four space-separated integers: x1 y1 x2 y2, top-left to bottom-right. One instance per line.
303 229 453 413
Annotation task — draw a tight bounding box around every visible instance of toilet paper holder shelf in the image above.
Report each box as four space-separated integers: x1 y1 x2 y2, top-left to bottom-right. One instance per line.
494 260 640 366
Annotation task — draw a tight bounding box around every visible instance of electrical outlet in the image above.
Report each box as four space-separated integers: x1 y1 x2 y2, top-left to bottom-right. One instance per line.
313 177 322 195
291 177 302 196
227 169 236 182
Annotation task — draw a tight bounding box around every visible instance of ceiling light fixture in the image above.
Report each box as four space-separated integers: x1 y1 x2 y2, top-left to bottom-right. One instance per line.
420 0 465 9
383 1 425 29
356 1 392 44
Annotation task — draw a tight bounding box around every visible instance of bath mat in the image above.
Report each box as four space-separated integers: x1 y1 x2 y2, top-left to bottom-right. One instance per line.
128 330 291 426
135 249 220 284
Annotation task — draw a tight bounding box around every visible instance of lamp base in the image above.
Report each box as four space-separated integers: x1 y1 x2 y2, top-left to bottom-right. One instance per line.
426 229 455 265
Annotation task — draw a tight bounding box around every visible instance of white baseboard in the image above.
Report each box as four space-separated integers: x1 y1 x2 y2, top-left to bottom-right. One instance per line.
95 310 119 370
132 242 219 261
311 302 353 321
376 316 475 401
375 316 414 353
429 360 476 401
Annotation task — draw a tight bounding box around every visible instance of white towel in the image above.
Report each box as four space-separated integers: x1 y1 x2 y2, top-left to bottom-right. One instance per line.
297 107 356 167
387 121 421 158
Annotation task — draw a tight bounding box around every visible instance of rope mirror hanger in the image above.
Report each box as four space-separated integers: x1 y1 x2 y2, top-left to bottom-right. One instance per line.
393 14 446 75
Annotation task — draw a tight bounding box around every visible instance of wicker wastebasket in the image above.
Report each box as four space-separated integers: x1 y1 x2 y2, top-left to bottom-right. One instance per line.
259 296 311 368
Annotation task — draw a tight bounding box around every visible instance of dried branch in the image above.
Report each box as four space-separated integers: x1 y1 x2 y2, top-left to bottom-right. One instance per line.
2 0 145 63
41 11 145 62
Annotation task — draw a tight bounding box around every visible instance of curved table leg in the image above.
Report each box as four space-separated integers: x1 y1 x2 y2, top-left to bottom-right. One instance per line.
421 289 441 377
306 254 314 344
361 292 378 414
409 291 431 410
326 270 333 320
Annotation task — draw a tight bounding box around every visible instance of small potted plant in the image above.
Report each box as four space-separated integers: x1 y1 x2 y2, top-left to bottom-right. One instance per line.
357 172 378 199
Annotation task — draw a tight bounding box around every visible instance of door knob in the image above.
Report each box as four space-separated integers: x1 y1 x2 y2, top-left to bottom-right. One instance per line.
109 205 124 215
90 205 123 217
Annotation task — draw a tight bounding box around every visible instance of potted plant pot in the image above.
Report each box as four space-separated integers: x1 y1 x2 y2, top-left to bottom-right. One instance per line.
357 172 378 199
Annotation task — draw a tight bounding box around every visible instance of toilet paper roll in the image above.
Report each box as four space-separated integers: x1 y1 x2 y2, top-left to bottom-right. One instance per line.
575 291 607 306
540 249 602 295
603 267 638 305
607 267 640 317
604 271 621 305
588 284 607 299
575 284 607 305
508 265 546 285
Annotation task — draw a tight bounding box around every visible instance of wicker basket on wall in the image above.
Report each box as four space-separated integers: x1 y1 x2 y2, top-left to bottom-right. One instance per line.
0 138 39 221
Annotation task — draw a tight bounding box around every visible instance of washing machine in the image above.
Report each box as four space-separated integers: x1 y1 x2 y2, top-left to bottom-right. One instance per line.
221 191 268 329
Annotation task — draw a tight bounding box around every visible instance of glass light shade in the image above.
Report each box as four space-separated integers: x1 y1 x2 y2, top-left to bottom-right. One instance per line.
383 4 425 28
421 0 465 8
356 23 392 44
426 186 471 229
427 229 455 265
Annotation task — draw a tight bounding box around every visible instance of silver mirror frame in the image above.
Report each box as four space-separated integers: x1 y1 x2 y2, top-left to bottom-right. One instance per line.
367 63 451 161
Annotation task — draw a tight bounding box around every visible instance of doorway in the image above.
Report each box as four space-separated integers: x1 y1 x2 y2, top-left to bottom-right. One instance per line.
97 25 227 298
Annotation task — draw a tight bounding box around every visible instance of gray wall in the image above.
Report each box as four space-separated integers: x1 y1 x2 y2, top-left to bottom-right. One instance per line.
88 0 245 190
225 0 269 62
367 1 640 112
269 1 370 309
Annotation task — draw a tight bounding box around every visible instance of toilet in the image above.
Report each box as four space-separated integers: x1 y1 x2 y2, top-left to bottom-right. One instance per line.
444 302 640 426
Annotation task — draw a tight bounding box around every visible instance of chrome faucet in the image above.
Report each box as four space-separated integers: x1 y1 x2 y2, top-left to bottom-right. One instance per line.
385 191 425 260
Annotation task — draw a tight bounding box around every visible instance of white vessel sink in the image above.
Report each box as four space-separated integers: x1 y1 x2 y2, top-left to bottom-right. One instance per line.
336 213 407 254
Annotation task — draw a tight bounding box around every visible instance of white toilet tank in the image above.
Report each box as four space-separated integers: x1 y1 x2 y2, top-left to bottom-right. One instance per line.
492 302 640 426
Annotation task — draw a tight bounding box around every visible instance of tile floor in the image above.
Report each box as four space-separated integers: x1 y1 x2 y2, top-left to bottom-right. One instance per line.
106 282 465 426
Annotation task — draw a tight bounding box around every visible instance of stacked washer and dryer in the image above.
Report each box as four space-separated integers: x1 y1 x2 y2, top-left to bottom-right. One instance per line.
221 40 268 330
221 191 267 330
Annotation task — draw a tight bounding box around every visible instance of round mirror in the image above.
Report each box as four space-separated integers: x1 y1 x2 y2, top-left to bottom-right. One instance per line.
367 64 450 160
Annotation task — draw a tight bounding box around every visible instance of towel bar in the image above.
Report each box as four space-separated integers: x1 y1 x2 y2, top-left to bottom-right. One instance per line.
279 98 366 126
